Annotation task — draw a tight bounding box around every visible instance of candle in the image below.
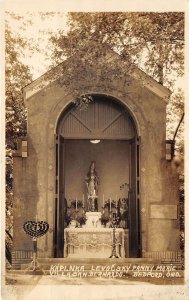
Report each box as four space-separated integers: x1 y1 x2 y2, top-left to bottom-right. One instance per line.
110 198 111 211
103 194 104 207
36 215 39 230
83 194 84 208
116 195 118 207
76 197 77 210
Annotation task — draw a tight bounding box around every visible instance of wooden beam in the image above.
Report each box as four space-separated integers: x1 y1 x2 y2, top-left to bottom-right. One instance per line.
71 111 93 132
102 112 123 132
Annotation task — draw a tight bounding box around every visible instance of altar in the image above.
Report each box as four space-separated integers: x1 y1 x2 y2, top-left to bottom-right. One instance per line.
63 161 130 258
64 227 128 258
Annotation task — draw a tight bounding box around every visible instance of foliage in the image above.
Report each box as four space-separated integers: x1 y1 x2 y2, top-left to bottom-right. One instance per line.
50 12 184 87
167 88 184 156
6 192 13 264
5 15 33 250
48 12 184 155
5 19 32 193
5 12 184 157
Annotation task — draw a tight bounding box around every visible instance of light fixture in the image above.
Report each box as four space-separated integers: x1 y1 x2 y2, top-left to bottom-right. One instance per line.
90 139 101 144
165 140 175 161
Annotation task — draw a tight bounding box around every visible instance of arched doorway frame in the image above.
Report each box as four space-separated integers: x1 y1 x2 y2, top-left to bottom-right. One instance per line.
55 93 141 137
54 93 141 258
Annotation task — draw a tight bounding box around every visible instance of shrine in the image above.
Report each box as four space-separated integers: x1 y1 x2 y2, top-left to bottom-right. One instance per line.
12 48 180 269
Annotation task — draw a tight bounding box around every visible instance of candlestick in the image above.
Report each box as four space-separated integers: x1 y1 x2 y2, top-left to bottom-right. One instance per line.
36 215 39 230
82 194 85 213
115 198 118 216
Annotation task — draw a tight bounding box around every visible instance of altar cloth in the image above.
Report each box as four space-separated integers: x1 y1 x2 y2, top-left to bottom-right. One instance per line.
64 227 126 258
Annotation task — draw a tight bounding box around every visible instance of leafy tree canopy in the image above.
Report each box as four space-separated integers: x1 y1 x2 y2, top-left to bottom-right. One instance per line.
5 11 184 173
48 12 184 154
5 17 33 192
50 12 184 88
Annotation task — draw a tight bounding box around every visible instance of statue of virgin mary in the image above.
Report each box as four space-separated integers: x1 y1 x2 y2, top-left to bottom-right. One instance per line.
85 161 99 212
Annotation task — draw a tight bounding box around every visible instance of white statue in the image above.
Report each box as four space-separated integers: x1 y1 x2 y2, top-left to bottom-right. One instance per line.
85 161 99 211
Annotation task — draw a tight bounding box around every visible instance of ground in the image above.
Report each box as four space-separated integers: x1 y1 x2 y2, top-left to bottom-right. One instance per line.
5 270 184 285
2 271 188 300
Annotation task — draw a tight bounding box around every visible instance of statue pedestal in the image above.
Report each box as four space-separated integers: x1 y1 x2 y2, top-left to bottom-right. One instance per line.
85 212 102 228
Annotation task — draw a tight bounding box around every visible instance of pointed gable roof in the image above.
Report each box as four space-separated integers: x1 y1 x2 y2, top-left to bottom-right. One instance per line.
23 47 171 102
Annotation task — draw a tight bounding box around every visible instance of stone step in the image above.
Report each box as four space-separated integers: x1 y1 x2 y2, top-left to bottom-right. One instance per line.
21 257 166 271
39 257 162 264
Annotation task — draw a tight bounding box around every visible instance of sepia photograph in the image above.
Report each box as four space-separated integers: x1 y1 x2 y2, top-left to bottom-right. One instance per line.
1 0 188 299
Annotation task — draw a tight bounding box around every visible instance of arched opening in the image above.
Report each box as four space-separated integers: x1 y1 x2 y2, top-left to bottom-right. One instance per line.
55 94 141 258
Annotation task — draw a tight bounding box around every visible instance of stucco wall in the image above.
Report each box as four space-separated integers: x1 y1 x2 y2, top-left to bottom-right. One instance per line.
13 66 180 259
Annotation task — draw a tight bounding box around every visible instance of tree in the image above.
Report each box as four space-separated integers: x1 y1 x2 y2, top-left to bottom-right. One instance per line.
5 17 33 258
48 13 184 149
167 88 184 155
49 12 184 87
5 19 33 192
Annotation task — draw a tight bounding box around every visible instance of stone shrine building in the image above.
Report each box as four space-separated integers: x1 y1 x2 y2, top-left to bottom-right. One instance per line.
12 49 180 268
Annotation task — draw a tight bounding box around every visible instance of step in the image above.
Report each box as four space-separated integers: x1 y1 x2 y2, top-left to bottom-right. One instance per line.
38 257 162 263
21 257 179 272
38 258 163 268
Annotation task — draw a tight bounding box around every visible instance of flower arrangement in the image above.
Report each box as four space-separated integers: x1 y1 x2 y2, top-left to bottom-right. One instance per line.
76 215 87 227
100 215 110 226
